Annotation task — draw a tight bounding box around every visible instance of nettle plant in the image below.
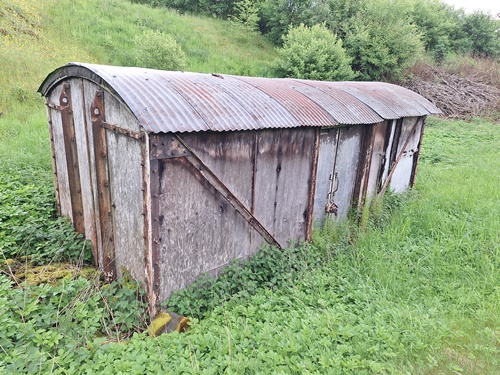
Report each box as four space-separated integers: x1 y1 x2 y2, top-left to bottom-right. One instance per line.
0 167 93 265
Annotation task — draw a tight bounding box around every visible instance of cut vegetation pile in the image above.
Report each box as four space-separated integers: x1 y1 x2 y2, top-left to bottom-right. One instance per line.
404 60 500 121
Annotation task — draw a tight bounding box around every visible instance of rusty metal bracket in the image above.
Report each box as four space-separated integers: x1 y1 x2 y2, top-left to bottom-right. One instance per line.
101 121 143 141
150 134 190 160
174 135 282 249
46 101 60 111
377 117 421 200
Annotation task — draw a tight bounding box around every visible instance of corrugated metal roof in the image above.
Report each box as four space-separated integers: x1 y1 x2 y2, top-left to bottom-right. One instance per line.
39 63 441 134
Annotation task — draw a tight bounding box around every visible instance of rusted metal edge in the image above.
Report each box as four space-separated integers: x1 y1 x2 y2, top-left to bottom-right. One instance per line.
150 134 190 160
149 158 161 310
60 83 85 235
377 117 421 200
174 135 282 249
102 121 143 141
46 101 61 216
410 116 425 188
305 127 320 240
91 90 116 282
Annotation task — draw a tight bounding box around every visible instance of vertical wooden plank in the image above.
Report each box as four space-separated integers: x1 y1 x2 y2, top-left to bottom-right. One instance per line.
380 120 397 186
90 90 116 282
305 128 320 241
272 128 315 245
410 117 426 188
60 83 85 234
142 133 156 315
389 117 423 193
330 125 363 219
365 121 389 199
252 129 280 235
180 131 254 208
70 79 97 253
150 156 161 305
49 84 72 219
313 128 339 226
45 103 61 216
253 128 315 246
352 124 375 213
82 80 103 268
104 92 146 283
157 156 261 301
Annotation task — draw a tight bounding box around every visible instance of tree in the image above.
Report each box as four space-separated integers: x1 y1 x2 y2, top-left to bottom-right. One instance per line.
460 11 500 57
344 0 424 81
272 23 355 81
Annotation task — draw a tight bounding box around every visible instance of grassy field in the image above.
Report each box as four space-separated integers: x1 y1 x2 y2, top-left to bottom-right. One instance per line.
1 0 499 373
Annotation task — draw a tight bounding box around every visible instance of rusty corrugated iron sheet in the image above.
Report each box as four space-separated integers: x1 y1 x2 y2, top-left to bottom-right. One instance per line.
39 63 441 134
291 79 384 124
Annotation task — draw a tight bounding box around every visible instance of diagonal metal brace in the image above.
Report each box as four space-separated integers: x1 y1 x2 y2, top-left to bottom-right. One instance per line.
174 135 282 250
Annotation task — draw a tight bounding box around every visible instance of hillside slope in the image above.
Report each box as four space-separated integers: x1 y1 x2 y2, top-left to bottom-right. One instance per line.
0 0 276 169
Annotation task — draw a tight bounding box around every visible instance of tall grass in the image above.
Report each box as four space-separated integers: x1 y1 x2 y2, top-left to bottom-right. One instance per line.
0 0 275 172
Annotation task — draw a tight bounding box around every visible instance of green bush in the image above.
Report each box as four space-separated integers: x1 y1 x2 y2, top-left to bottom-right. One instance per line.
134 29 186 71
272 23 355 81
344 0 424 81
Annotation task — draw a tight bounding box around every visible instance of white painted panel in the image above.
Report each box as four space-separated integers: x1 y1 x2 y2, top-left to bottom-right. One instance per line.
313 128 339 226
70 78 97 248
49 84 72 219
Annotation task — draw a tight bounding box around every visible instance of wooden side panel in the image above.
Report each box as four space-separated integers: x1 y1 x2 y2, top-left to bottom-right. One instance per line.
313 128 339 226
365 121 389 199
82 80 103 268
46 103 61 216
157 157 261 300
331 125 363 219
180 131 255 208
253 128 315 246
48 84 72 219
105 92 145 282
389 117 423 193
70 79 97 250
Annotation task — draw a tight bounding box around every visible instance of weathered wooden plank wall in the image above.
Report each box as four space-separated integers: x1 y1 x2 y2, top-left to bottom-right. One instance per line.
48 84 72 220
157 156 262 300
105 92 146 282
70 79 97 254
389 117 423 193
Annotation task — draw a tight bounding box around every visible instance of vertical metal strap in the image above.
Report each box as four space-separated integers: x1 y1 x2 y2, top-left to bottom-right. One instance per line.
90 90 116 282
60 83 85 234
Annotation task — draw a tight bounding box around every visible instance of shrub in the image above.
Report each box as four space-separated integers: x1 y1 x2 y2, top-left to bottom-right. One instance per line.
272 23 355 81
345 0 424 81
134 29 186 71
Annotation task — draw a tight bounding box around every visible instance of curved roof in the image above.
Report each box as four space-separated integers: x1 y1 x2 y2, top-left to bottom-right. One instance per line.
39 63 441 134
